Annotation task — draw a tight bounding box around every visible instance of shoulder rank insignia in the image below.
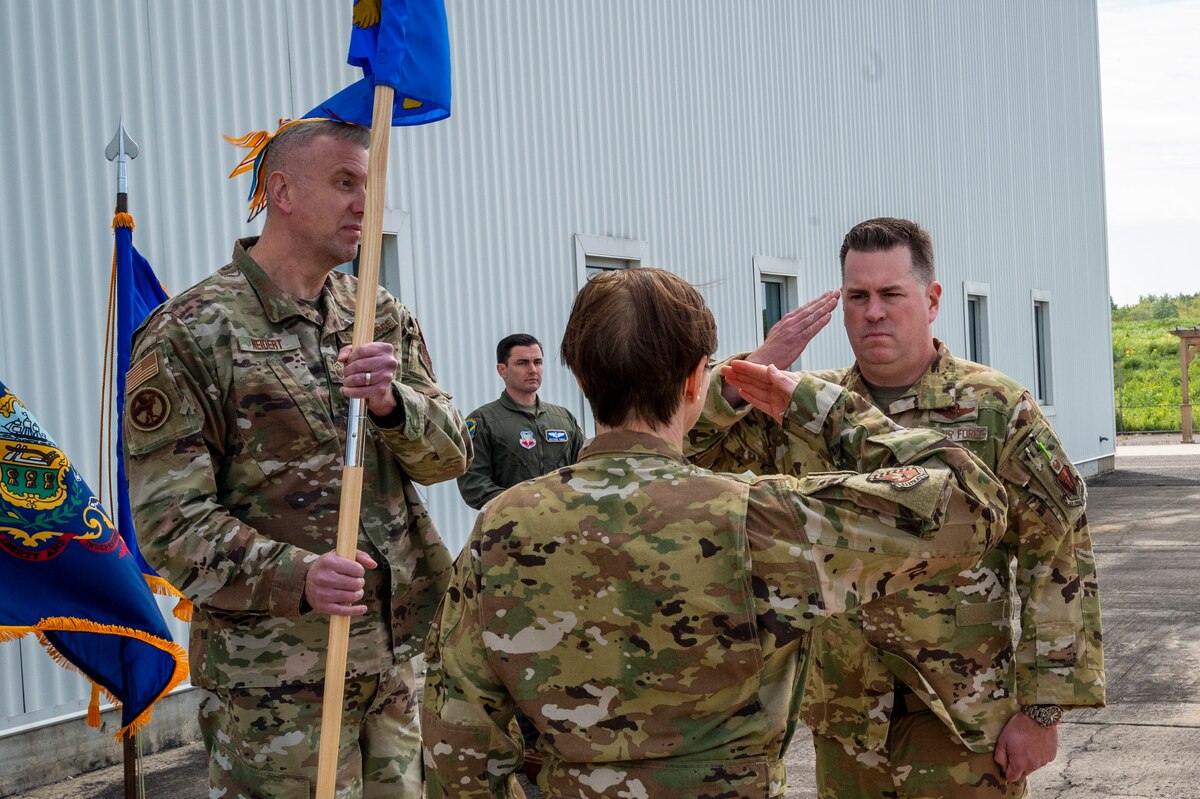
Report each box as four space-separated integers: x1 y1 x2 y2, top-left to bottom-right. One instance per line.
865 465 929 490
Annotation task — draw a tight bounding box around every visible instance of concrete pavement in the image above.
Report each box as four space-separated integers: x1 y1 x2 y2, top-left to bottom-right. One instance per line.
10 443 1200 798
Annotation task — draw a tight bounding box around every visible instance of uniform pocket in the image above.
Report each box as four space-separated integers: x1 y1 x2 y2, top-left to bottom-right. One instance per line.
1017 425 1087 533
1034 620 1079 668
232 353 336 477
208 738 311 799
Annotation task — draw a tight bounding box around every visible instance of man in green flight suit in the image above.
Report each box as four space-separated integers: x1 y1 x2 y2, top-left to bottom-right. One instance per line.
457 333 584 510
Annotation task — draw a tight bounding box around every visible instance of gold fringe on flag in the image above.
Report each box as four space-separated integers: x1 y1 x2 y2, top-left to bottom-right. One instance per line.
0 618 188 739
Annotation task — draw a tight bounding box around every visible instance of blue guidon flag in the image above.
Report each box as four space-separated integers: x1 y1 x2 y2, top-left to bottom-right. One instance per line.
307 0 452 126
0 381 186 738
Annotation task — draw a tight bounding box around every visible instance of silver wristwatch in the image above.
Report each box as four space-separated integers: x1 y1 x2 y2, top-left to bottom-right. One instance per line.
1021 704 1064 727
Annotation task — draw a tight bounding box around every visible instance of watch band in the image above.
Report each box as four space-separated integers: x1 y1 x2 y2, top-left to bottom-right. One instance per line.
1021 704 1064 727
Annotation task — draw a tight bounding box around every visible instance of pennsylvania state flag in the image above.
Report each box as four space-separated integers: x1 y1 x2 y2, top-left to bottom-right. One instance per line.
307 0 452 126
0 381 186 737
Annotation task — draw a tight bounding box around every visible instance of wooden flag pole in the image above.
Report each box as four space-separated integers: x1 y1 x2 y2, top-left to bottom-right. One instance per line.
315 82 396 799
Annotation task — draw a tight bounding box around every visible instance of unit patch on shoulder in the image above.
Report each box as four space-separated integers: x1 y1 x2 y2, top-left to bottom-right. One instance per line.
466 418 478 439
129 387 171 432
865 465 929 490
519 430 536 449
127 351 160 391
544 429 568 443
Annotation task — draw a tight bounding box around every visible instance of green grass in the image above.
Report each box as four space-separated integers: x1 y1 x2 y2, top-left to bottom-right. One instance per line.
1111 294 1200 432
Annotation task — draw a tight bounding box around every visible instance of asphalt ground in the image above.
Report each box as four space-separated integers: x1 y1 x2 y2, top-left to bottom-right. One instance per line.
13 440 1200 798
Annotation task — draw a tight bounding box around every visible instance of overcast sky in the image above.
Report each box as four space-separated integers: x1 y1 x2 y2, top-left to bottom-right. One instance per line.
1099 0 1200 306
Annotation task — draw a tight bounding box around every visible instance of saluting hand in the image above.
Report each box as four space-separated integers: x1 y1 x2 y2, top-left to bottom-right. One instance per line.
721 361 800 423
721 290 838 408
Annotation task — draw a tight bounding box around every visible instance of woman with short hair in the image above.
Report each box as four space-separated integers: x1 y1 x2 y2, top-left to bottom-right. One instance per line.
422 267 1004 799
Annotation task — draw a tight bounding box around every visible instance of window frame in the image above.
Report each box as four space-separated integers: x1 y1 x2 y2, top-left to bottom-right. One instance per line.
962 281 992 365
753 255 802 359
1031 289 1055 414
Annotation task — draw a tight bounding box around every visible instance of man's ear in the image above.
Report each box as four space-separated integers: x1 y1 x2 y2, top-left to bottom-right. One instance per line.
266 171 291 214
496 362 506 380
927 280 943 322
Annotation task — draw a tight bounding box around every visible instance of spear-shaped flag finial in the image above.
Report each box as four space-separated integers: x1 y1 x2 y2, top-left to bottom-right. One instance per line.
105 117 140 213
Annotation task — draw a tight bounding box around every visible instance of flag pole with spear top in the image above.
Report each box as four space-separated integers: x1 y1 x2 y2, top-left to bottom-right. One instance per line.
302 3 454 796
315 82 396 799
104 116 181 799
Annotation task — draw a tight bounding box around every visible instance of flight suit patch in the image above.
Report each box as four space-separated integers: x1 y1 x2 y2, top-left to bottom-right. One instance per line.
466 418 478 439
519 431 536 449
544 429 568 443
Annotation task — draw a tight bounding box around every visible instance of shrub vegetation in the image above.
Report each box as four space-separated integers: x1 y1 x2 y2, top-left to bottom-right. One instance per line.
1111 293 1200 432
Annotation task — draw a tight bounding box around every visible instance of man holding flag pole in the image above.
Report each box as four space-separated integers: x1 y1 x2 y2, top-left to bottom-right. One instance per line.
124 2 466 796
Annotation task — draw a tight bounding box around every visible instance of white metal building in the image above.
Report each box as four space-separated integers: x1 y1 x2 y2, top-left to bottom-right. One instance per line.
0 0 1115 786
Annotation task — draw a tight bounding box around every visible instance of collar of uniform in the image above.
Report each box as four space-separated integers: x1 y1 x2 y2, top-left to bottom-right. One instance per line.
844 338 960 412
232 237 354 333
580 430 687 464
233 237 317 325
319 273 357 335
498 390 541 417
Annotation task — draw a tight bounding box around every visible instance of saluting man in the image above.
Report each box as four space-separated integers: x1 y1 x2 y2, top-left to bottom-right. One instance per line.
457 333 585 510
689 217 1105 798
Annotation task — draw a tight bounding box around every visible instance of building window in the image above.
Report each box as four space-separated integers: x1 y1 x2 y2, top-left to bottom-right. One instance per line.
753 256 802 351
574 234 647 288
1032 291 1053 407
962 282 991 365
761 277 785 340
585 255 635 280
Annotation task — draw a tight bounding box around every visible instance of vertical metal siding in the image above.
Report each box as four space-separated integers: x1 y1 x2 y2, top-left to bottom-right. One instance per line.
1 0 1112 736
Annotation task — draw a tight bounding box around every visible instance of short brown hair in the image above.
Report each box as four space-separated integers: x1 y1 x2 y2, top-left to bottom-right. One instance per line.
839 217 935 285
263 120 370 212
561 268 717 428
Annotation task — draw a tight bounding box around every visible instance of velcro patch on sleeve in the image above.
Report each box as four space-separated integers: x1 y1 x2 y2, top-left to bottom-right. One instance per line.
865 465 929 490
127 351 160 391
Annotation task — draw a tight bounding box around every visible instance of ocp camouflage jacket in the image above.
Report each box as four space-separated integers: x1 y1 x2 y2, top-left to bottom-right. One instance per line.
124 239 470 688
422 375 1007 798
687 340 1105 754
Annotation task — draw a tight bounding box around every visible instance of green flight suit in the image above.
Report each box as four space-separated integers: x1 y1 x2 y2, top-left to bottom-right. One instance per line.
457 392 584 509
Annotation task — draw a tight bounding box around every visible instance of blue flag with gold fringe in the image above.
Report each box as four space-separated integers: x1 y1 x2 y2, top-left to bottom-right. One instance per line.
0 381 187 738
307 0 452 126
110 212 184 621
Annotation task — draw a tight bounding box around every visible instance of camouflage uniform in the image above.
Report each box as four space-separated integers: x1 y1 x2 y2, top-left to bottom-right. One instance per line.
124 239 470 798
422 375 1007 799
688 341 1105 798
457 392 584 509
